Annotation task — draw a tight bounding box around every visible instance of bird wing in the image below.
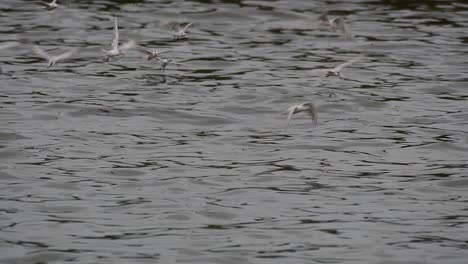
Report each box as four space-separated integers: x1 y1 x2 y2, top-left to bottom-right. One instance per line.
181 22 193 32
330 17 341 24
285 106 296 129
32 45 51 60
334 57 360 72
53 49 76 62
294 103 309 114
111 17 119 49
119 40 136 51
157 58 169 67
334 18 348 34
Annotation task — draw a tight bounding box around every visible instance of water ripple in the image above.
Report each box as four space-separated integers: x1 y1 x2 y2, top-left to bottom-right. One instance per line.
1 0 468 263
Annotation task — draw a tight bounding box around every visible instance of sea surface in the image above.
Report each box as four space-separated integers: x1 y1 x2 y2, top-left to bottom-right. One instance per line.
1 0 468 263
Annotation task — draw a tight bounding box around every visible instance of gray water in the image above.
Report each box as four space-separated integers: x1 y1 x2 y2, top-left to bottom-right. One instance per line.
1 0 468 263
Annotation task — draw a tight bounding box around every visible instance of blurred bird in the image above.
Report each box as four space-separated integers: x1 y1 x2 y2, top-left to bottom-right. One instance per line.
173 22 193 40
157 57 184 73
103 17 136 61
36 0 58 10
319 14 348 34
32 45 76 68
320 57 360 79
133 45 169 60
284 102 317 129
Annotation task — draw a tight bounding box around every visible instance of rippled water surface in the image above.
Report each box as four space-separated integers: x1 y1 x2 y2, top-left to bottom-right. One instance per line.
1 0 468 263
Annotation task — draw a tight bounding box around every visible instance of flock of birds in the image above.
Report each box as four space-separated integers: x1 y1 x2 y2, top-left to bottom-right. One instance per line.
1 0 363 129
18 15 192 70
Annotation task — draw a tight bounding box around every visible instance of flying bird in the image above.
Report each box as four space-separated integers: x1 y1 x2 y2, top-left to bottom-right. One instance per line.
103 17 136 61
320 57 360 79
157 57 184 73
133 45 169 60
319 14 348 35
32 45 76 68
284 102 317 129
173 22 193 40
36 0 58 10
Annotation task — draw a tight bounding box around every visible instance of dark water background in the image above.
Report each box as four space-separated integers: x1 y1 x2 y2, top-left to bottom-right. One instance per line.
1 0 468 263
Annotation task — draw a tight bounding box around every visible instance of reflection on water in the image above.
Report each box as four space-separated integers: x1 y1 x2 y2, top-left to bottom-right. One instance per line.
1 0 468 263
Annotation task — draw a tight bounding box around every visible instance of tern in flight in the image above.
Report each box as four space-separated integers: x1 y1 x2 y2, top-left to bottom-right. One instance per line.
32 45 76 68
157 58 185 73
284 102 317 129
319 14 348 34
320 57 360 79
103 17 135 61
36 0 58 10
173 22 193 40
134 45 169 60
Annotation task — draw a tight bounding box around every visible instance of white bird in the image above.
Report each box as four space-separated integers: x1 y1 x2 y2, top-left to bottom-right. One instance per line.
103 17 136 61
173 22 193 40
32 45 76 68
36 0 58 10
134 45 169 60
319 14 348 34
284 102 317 129
157 57 184 73
320 57 360 79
